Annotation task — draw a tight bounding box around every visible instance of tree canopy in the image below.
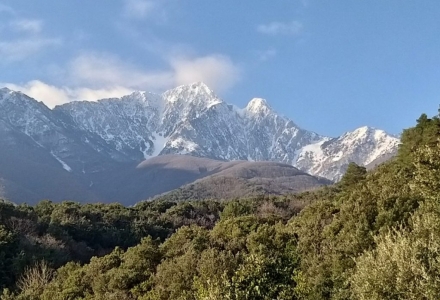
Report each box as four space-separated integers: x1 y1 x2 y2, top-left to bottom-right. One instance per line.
2 112 440 299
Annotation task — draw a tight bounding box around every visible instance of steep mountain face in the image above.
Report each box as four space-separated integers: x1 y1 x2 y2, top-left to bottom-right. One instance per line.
295 126 400 181
53 91 163 161
0 88 130 203
0 82 400 204
0 88 129 175
54 82 399 181
243 98 323 163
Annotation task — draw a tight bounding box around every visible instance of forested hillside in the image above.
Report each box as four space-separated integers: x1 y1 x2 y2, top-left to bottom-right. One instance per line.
1 112 440 299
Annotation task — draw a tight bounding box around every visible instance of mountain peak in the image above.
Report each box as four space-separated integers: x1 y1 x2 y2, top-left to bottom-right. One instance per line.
163 82 222 108
0 87 38 106
353 125 375 135
0 87 17 98
343 126 390 141
0 87 12 93
168 82 214 95
246 98 272 114
190 81 211 90
0 84 400 185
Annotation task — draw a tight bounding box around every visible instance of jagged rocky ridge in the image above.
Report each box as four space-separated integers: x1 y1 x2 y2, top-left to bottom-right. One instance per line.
55 82 399 181
0 83 399 183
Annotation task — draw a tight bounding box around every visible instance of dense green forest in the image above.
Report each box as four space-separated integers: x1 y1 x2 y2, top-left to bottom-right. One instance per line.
1 112 440 299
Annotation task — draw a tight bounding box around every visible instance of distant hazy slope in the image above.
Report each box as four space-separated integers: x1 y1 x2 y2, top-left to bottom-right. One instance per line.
88 155 226 204
0 121 101 204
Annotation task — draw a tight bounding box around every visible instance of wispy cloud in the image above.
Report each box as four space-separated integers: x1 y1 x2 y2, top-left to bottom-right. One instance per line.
3 81 71 107
257 48 277 61
2 80 133 108
123 0 156 19
170 55 241 92
0 37 61 62
10 19 43 34
257 20 303 36
74 87 134 102
0 11 60 63
69 52 173 91
3 51 242 107
69 51 241 93
0 4 14 15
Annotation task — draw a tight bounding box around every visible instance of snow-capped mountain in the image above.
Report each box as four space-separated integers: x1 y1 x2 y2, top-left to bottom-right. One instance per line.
0 88 131 173
295 126 400 181
54 83 325 167
0 82 400 183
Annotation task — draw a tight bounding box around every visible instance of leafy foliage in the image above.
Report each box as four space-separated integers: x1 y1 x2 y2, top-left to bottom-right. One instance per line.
3 111 440 299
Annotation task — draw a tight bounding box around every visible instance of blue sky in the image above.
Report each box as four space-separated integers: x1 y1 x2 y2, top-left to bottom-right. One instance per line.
0 1 439 136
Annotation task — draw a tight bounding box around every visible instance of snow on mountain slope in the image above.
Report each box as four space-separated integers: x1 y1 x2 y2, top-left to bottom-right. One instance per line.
295 126 400 181
244 97 324 164
55 91 163 160
158 82 249 160
0 88 128 174
2 83 400 182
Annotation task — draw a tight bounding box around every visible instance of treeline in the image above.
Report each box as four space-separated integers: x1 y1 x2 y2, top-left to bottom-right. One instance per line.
0 189 323 299
1 112 440 299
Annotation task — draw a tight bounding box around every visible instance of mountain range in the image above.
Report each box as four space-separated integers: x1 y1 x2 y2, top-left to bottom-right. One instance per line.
0 83 399 204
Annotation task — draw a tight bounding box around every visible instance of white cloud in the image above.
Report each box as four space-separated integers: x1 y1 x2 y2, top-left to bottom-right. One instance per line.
3 81 71 107
74 87 134 102
0 38 61 62
0 14 59 63
69 52 241 93
69 53 174 91
257 21 303 36
123 0 156 19
170 55 241 92
2 80 133 108
257 48 277 61
10 19 43 34
2 52 241 107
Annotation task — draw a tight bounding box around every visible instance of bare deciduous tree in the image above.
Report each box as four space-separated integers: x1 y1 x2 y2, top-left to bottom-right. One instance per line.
17 260 54 297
